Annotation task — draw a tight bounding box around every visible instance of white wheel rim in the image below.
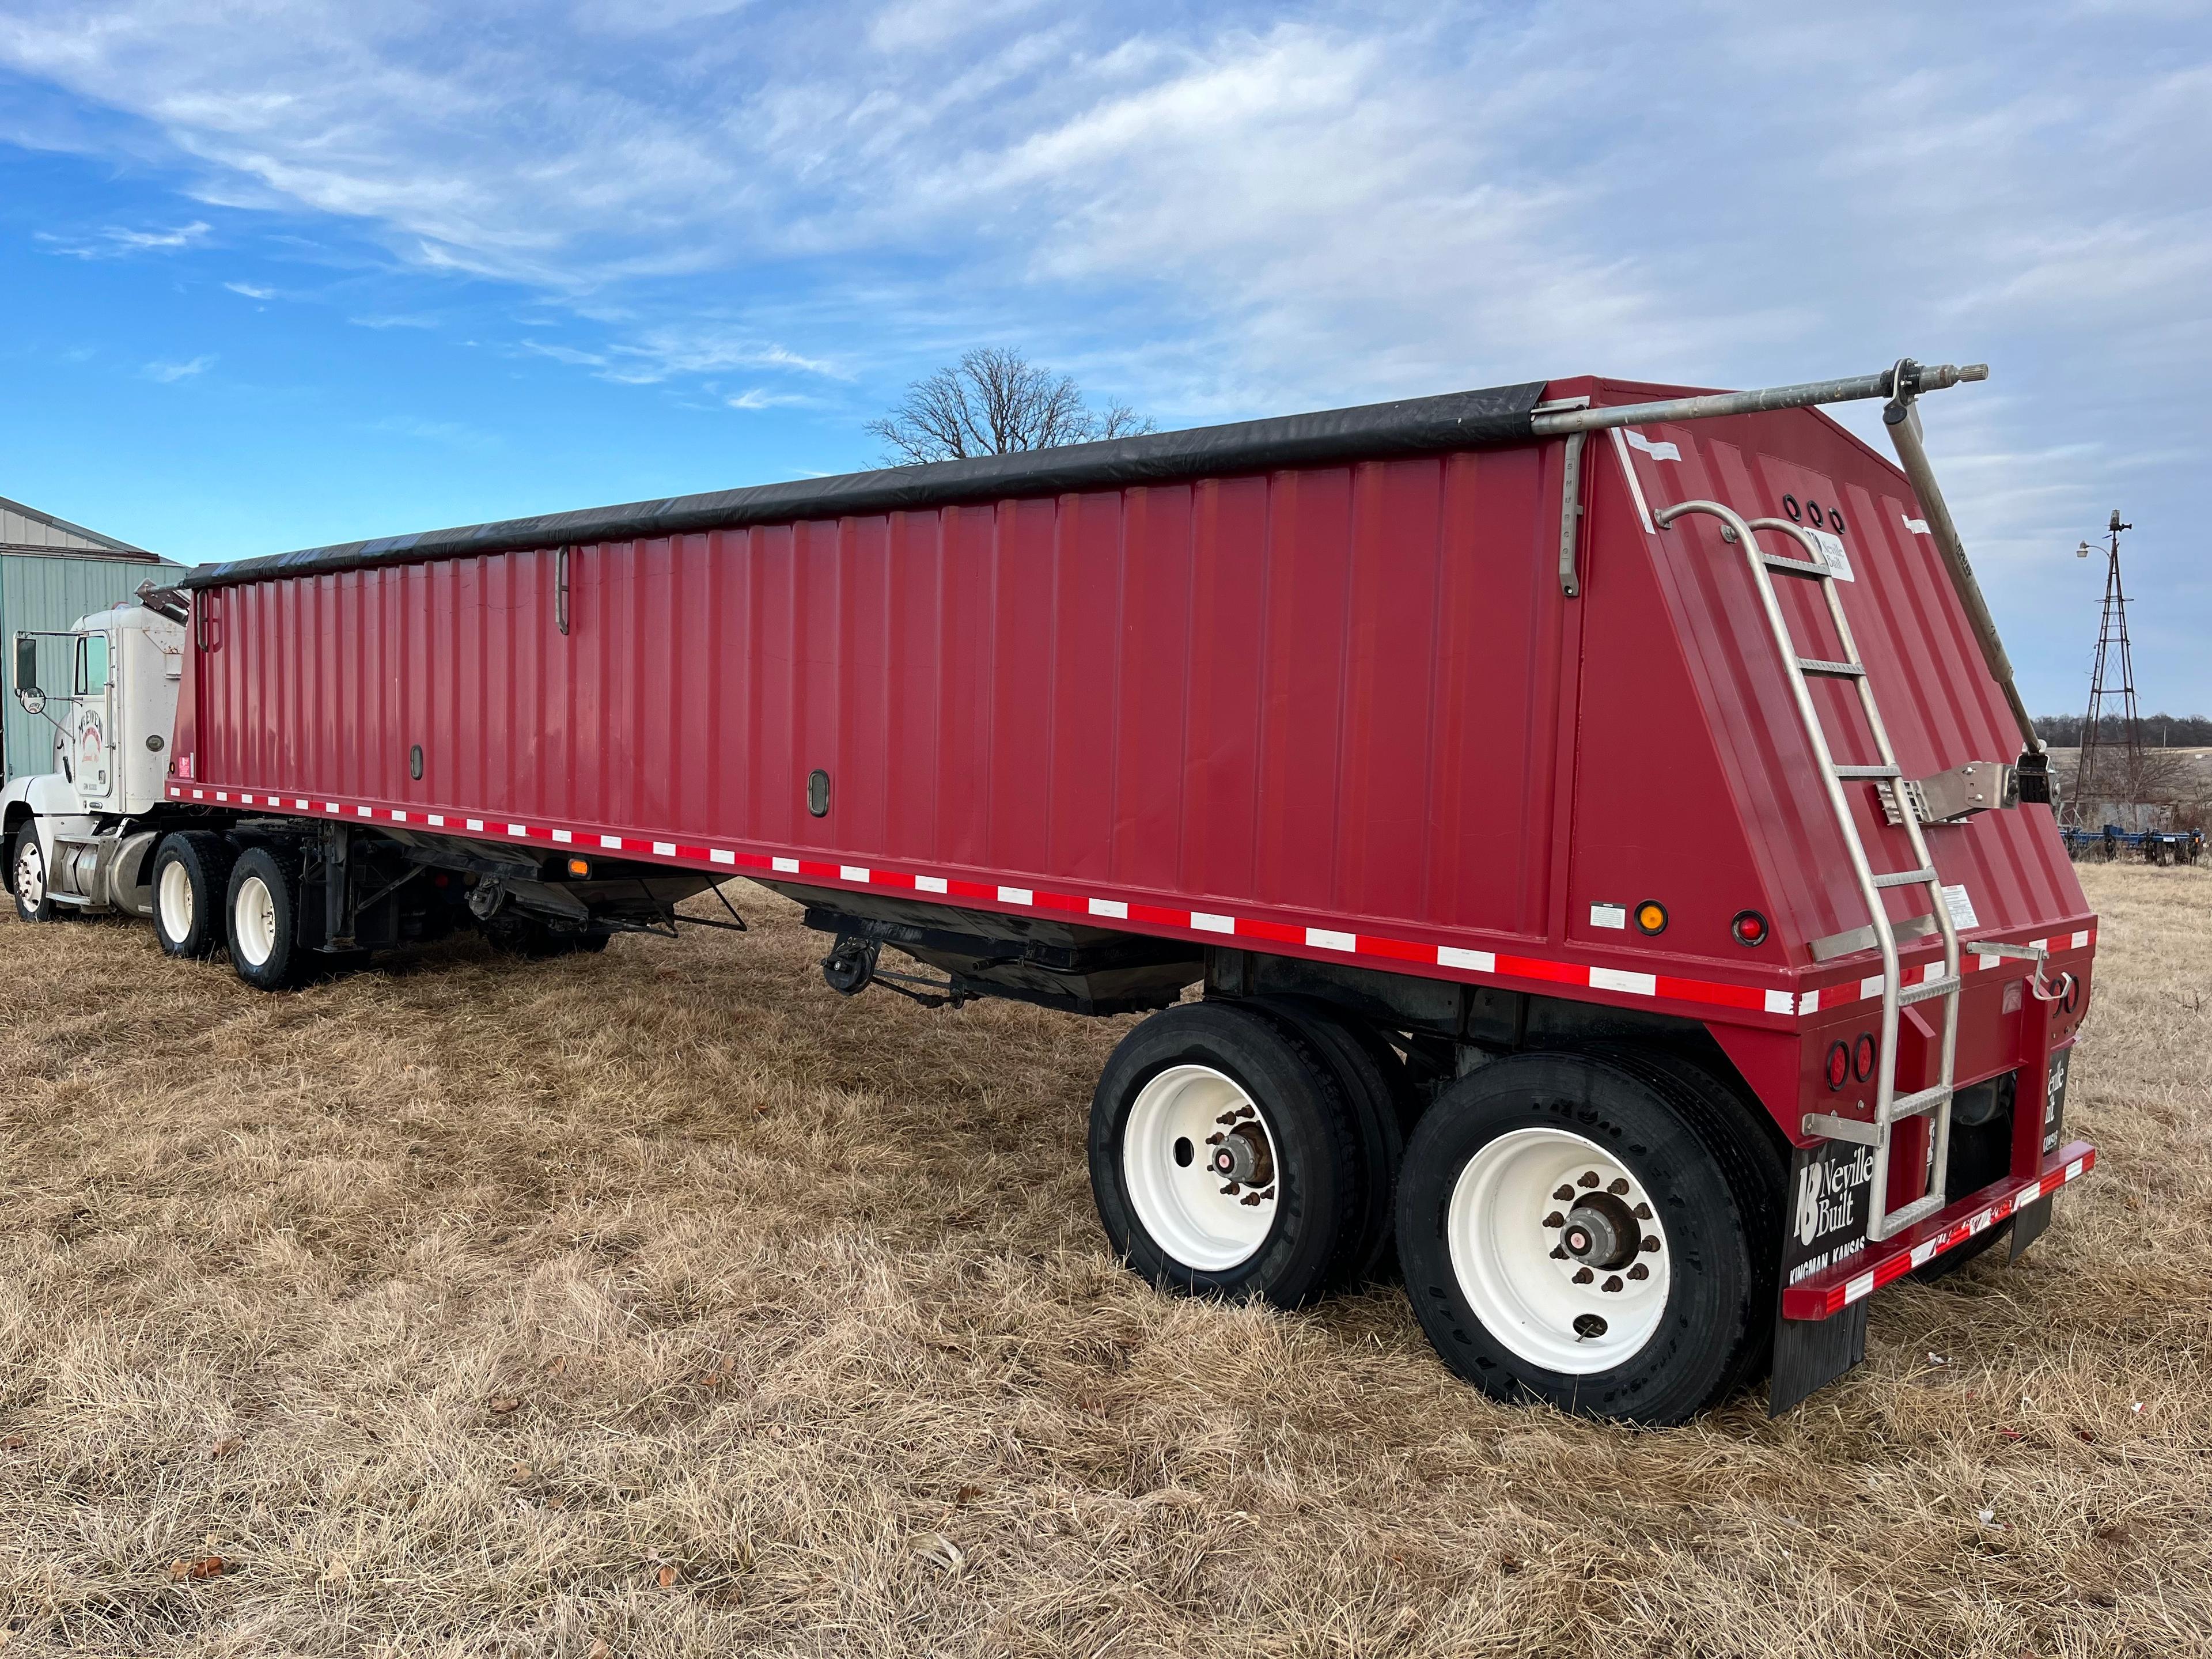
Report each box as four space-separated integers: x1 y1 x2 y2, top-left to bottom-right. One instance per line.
1122 1063 1280 1271
1447 1126 1671 1374
158 860 194 939
16 839 43 908
233 874 278 967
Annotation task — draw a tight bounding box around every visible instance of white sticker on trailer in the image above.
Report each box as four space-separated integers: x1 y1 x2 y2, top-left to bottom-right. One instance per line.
1438 946 1494 973
1942 883 1979 930
1589 903 1628 930
1590 966 1657 996
1621 427 1680 462
1805 528 1853 581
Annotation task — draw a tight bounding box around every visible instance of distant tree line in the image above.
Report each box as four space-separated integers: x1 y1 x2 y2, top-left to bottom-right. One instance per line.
2036 713 2212 748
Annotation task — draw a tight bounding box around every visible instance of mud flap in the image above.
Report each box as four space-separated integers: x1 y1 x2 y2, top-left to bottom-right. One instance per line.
1770 1137 1880 1414
2011 1048 2069 1262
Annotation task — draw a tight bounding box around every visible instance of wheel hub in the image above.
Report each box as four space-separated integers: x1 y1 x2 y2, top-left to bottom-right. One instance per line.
1448 1127 1672 1374
1121 1066 1280 1272
1208 1124 1273 1186
1561 1193 1638 1268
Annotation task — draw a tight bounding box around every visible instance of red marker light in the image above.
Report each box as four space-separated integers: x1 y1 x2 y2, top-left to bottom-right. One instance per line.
1731 909 1769 948
1825 1041 1850 1090
1854 1032 1876 1083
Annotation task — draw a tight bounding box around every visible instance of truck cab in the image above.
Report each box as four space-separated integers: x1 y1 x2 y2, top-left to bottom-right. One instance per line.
3 595 188 919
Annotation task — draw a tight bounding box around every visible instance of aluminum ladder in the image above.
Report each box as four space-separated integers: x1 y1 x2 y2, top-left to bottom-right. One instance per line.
1653 499 1963 1241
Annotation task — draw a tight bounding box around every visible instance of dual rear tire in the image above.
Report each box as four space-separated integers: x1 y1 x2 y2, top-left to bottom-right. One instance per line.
1089 1001 1394 1310
1091 1007 1782 1425
152 834 304 990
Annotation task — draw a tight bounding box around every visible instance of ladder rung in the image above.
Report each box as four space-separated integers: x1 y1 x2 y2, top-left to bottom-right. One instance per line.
1880 1084 1953 1124
1833 764 1900 779
1760 554 1830 578
1796 656 1865 678
1897 975 1961 1006
1872 868 1938 889
1877 1191 1948 1236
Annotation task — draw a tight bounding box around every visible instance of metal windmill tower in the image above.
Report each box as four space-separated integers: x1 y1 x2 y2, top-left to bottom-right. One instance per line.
2070 509 2140 820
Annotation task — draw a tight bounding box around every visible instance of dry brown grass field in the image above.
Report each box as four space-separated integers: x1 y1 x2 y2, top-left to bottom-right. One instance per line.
1 861 2207 1658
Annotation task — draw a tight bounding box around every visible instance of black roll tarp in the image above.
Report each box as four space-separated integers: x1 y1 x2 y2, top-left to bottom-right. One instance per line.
183 379 1550 589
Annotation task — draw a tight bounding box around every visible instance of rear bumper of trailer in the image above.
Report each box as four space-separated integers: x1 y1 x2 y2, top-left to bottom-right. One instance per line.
1780 1137 2095 1320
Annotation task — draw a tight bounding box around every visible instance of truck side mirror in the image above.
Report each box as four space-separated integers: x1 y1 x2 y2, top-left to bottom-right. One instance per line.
12 634 43 714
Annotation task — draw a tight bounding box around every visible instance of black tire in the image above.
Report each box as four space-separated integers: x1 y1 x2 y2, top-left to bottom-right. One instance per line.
1592 1046 1789 1401
1089 1001 1365 1310
1245 997 1410 1288
151 831 234 957
11 826 55 922
226 845 305 991
1395 1050 1780 1426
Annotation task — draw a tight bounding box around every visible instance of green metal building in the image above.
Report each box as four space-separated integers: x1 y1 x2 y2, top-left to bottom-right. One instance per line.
1 495 184 782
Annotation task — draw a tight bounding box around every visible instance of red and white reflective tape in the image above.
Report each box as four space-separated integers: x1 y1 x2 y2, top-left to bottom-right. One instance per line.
164 782 2085 1022
1782 1143 2096 1321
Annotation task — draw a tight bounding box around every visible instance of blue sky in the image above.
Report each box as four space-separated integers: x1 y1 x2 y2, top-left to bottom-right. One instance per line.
1 1 2206 715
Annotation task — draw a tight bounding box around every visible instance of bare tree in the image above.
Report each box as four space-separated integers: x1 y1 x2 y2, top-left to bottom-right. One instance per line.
867 347 1154 464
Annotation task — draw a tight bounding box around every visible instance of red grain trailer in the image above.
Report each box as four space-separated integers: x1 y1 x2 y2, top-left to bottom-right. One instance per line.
10 358 2097 1423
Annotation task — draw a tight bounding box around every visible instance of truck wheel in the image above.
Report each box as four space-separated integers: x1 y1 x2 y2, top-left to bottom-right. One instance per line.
1089 1002 1362 1310
1395 1051 1775 1426
1246 997 1409 1288
151 832 234 957
12 828 55 923
227 846 304 992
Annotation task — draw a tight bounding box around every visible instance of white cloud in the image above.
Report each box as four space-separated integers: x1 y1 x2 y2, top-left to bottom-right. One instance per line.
224 280 274 298
144 354 214 381
727 387 806 410
36 218 211 257
3 1 2209 703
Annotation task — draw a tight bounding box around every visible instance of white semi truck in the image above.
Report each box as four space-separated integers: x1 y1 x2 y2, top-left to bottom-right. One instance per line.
4 589 190 923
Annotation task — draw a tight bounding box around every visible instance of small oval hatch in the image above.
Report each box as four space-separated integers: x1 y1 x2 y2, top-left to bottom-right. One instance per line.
409 743 425 781
806 768 831 817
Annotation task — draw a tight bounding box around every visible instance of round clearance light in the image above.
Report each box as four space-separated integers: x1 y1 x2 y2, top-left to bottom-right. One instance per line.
1825 1041 1851 1091
1731 909 1770 948
1635 900 1668 936
1854 1032 1877 1083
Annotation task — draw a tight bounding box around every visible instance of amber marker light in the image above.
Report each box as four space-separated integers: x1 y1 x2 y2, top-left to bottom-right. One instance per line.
566 857 592 877
1634 900 1668 935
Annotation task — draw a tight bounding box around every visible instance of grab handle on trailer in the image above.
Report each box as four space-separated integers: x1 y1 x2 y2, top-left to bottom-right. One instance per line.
557 547 571 636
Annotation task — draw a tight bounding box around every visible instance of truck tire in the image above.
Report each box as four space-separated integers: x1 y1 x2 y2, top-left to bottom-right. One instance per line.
1090 1001 1364 1310
1245 997 1410 1289
227 846 305 991
12 827 55 923
1395 1050 1775 1426
151 831 234 957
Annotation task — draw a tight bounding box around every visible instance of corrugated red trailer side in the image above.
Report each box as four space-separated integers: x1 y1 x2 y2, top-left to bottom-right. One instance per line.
153 362 2094 1423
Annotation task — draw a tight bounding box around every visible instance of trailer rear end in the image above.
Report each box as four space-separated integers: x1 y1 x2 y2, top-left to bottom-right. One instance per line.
10 358 2096 1423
